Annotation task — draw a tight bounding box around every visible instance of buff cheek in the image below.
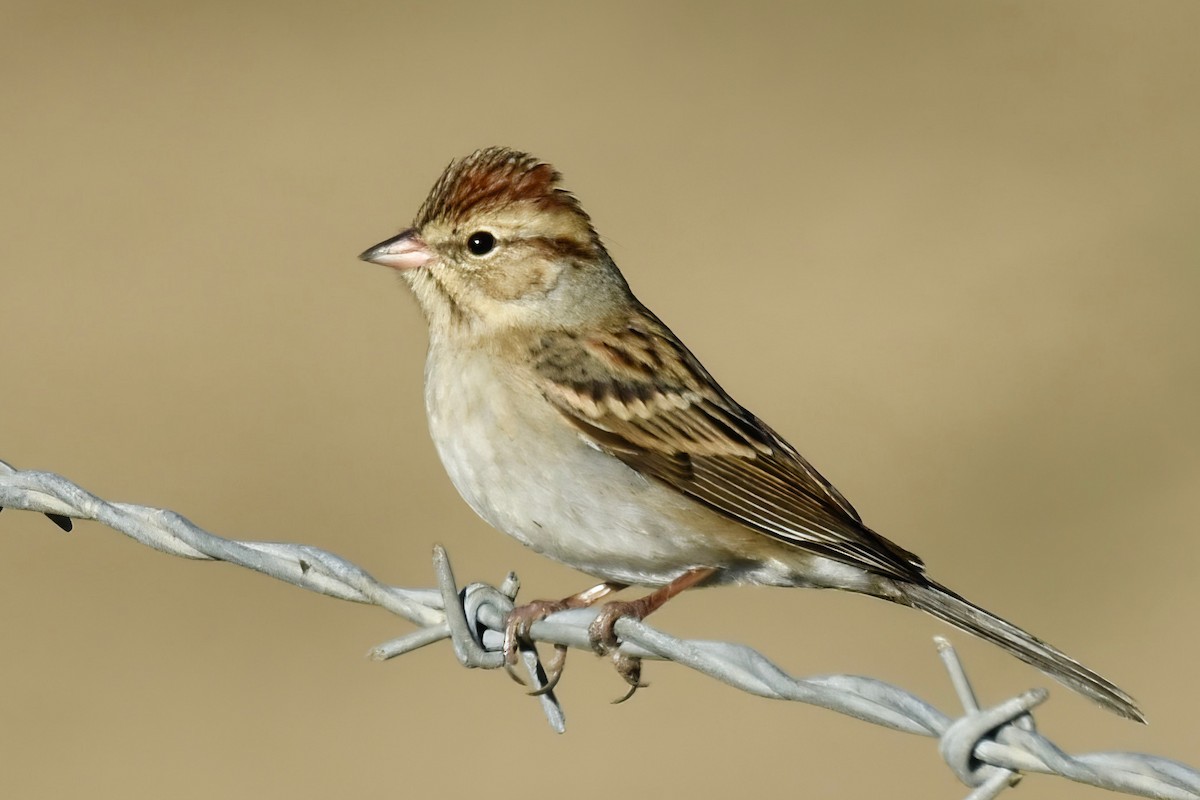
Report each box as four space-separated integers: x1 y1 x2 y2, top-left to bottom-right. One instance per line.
480 257 560 301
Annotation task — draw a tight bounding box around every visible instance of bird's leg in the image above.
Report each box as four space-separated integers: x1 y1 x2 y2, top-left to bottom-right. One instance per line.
588 566 718 702
503 581 626 693
588 567 717 651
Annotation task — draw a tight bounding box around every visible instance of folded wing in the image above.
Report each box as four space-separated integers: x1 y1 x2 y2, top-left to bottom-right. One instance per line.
531 308 926 583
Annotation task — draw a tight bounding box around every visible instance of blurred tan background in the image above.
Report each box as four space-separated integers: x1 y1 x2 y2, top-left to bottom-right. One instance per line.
3 1 1198 797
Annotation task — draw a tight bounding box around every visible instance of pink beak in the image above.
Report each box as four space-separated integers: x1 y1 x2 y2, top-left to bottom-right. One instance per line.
358 228 433 270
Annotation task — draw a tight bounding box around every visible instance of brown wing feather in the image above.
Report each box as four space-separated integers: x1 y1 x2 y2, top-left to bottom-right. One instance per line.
531 308 926 582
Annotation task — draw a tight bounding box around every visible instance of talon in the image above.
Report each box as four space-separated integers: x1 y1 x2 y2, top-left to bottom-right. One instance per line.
502 599 569 688
587 600 640 655
499 582 627 694
502 619 532 687
610 652 648 703
612 683 640 704
587 601 651 702
502 616 530 687
527 644 568 696
504 659 530 687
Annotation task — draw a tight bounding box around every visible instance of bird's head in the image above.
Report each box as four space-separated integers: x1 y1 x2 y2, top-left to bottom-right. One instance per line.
360 147 630 341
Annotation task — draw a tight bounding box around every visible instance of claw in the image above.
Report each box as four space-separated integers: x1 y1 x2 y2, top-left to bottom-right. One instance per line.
587 601 636 655
502 616 529 686
504 658 530 687
585 601 651 703
611 682 642 704
584 568 717 702
609 651 648 704
499 581 628 695
527 644 569 696
502 599 569 688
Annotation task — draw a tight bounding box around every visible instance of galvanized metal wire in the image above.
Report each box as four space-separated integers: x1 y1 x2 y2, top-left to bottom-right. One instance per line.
2 458 1197 800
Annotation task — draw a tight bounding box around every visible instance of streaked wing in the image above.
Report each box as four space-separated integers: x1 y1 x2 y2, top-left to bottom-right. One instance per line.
531 308 925 582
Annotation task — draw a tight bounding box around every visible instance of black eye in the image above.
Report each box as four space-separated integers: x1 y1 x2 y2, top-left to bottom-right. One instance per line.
466 231 495 256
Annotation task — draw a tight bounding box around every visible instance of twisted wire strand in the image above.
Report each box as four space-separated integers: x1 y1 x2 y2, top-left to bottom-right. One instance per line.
1 459 1196 800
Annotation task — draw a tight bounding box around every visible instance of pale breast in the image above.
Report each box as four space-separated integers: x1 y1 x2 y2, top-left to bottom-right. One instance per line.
422 342 776 586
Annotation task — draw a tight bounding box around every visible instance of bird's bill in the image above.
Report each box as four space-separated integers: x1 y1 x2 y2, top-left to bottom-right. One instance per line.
358 228 433 271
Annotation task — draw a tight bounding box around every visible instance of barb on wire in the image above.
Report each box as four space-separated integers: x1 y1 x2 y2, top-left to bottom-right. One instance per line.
1 458 1197 800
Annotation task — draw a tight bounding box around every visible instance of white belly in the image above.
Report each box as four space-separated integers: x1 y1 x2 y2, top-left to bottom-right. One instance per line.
422 343 758 586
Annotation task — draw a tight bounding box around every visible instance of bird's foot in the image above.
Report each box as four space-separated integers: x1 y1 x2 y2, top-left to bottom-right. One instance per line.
501 581 627 695
503 599 570 694
583 569 718 702
609 651 647 703
587 599 643 655
588 600 651 702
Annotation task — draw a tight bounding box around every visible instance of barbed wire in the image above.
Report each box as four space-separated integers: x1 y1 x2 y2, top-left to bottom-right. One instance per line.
1 458 1196 800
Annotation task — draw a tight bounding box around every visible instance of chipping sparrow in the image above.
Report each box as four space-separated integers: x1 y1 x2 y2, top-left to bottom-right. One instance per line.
360 147 1142 721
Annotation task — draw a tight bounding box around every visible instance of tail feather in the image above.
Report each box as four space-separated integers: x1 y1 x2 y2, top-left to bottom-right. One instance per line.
893 581 1144 722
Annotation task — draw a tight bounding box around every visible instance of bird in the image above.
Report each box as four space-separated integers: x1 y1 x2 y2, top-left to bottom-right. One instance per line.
358 146 1142 721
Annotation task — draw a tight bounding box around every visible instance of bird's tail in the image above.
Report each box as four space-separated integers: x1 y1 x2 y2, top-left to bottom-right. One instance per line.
888 580 1144 722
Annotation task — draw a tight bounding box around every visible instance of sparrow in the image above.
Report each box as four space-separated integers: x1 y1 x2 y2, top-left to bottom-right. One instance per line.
359 147 1142 721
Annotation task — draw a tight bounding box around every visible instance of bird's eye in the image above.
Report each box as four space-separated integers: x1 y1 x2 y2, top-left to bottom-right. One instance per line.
466 231 495 256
